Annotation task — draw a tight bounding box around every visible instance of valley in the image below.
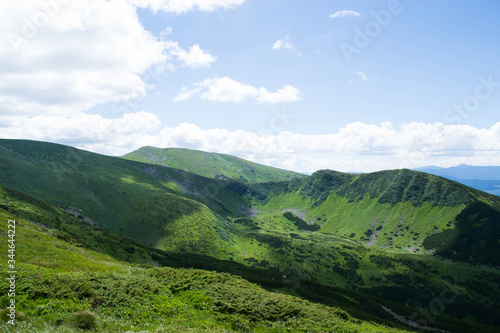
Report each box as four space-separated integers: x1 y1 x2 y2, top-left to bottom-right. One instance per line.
0 139 499 332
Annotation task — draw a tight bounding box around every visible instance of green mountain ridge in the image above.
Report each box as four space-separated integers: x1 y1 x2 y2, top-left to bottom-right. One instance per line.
122 146 307 183
1 139 500 332
1 180 498 332
1 187 415 332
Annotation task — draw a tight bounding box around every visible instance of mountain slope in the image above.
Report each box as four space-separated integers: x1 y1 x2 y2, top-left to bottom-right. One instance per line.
1 139 499 267
246 169 500 265
1 139 500 330
1 189 415 333
0 139 247 257
4 182 500 333
122 146 307 183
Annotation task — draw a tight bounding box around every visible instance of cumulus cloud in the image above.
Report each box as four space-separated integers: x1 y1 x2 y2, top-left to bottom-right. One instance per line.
256 85 303 104
0 111 162 155
129 0 247 14
0 0 219 117
200 77 259 103
165 41 216 68
174 77 303 104
173 87 203 102
4 117 500 172
329 10 361 18
90 121 500 172
0 0 167 116
272 35 294 51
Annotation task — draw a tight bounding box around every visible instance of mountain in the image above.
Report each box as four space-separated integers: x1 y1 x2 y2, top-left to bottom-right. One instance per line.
1 139 500 332
416 164 500 180
1 172 497 333
415 164 500 196
122 146 307 183
0 186 413 332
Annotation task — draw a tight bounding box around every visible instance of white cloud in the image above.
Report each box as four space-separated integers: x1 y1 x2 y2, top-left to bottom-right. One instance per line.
4 118 500 172
0 0 168 116
0 111 161 155
200 77 260 103
329 10 361 18
256 85 303 104
121 121 500 172
165 41 216 68
129 0 247 14
357 72 374 81
174 77 303 104
173 87 202 102
0 0 218 117
272 35 294 51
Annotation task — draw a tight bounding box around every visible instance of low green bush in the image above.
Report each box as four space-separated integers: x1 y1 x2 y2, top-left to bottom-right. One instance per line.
69 310 97 330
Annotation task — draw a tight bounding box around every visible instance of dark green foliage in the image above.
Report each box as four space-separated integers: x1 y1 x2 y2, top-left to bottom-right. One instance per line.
28 273 94 300
69 310 97 330
0 308 26 322
233 218 260 230
252 233 289 248
208 283 303 322
424 201 500 265
55 230 79 244
336 169 473 207
385 273 412 285
225 181 249 196
299 170 348 205
369 255 394 269
283 212 320 231
9 266 412 332
88 272 165 308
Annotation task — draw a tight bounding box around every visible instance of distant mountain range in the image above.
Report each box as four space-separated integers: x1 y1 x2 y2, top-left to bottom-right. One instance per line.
414 164 500 196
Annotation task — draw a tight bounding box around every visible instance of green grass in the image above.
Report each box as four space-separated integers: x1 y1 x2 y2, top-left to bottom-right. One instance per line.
0 212 411 332
1 139 500 332
122 146 307 183
0 266 412 332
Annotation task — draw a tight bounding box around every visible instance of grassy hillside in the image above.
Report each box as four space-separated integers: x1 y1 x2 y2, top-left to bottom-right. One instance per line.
2 183 499 332
0 185 416 332
0 139 247 257
122 146 307 183
1 139 500 331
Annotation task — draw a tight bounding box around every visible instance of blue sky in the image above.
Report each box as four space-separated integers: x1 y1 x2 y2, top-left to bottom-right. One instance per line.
1 0 500 172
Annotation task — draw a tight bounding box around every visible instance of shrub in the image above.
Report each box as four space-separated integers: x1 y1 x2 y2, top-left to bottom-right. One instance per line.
69 310 97 330
0 308 26 322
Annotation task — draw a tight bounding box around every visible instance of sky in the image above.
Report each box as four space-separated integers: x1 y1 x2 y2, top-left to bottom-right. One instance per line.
1 0 500 173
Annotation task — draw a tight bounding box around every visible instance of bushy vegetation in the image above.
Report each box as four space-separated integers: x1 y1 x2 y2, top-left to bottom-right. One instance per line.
299 169 473 207
69 311 97 330
0 248 410 332
1 139 500 332
283 212 320 231
423 201 500 265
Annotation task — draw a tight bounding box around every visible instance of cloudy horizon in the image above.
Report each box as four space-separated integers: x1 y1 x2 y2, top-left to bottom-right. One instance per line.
1 0 499 173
